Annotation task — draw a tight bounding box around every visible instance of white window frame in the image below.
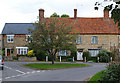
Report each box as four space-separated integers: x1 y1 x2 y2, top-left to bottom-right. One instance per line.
119 48 120 57
91 36 98 44
119 35 120 43
7 35 14 43
89 49 100 57
76 36 82 44
58 50 69 56
26 35 31 43
16 47 28 55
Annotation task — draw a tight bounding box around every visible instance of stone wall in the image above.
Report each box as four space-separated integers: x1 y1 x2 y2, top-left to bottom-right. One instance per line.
76 34 119 51
2 34 28 56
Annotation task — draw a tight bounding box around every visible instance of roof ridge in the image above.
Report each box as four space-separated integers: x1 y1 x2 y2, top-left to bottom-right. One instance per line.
5 23 33 24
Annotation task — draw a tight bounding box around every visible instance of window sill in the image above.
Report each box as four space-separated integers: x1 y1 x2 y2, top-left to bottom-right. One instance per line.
7 42 14 43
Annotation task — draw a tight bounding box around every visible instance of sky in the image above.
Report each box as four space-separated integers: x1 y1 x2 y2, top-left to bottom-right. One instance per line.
0 0 115 33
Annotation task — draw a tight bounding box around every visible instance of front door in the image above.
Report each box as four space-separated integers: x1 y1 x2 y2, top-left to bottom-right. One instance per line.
77 51 83 60
7 49 10 56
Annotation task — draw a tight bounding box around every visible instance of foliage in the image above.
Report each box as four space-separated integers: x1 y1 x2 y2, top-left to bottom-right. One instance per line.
27 50 35 57
87 57 98 62
35 51 47 61
99 63 120 82
24 63 90 70
70 50 77 60
28 18 76 64
2 48 5 56
83 51 89 61
97 50 112 62
12 56 18 60
61 14 69 17
94 1 120 26
50 13 60 17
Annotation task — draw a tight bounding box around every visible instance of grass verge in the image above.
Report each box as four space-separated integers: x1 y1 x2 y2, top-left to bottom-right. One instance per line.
24 63 91 70
88 70 106 83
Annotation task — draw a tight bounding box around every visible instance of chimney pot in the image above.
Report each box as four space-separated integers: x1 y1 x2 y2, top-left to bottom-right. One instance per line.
74 9 77 19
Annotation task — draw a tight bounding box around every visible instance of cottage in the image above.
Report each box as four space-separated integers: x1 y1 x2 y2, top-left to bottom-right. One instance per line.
1 9 119 60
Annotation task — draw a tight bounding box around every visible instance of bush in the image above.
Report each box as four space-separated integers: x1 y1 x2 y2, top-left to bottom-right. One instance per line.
87 57 98 62
27 50 35 57
99 62 120 82
83 51 89 61
97 50 111 62
71 50 77 60
12 56 18 60
36 51 47 61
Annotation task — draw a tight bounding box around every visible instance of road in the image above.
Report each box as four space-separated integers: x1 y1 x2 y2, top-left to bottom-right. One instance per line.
1 62 106 82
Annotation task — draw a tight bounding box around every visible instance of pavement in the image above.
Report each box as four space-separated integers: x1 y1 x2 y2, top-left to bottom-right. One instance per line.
1 61 107 82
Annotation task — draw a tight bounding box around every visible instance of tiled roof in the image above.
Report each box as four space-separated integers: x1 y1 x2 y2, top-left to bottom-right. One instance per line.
50 17 118 34
2 23 35 34
1 17 118 34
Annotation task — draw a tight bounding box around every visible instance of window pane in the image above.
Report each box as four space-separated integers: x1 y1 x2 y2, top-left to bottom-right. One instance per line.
18 48 20 54
91 36 98 44
89 49 99 57
76 37 82 44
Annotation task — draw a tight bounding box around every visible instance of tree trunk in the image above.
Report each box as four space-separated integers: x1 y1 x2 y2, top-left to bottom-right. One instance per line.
51 54 54 65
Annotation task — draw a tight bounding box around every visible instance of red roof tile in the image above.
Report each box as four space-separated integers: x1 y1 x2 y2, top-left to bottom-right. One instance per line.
46 17 118 34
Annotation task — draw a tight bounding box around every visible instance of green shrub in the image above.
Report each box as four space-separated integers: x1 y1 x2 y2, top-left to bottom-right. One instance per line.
12 56 18 60
99 62 120 82
71 50 77 60
87 57 98 62
83 51 89 61
97 50 111 62
35 51 49 61
2 48 5 57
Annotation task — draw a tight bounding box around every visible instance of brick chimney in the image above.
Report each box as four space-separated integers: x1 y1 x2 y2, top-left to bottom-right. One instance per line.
74 9 77 19
104 9 109 19
39 8 44 20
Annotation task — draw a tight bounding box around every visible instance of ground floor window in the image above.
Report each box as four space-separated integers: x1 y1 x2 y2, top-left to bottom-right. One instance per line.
58 50 69 56
88 49 100 57
16 47 28 55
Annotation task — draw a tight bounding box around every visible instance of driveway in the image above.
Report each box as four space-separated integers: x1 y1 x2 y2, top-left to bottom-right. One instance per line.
2 62 106 81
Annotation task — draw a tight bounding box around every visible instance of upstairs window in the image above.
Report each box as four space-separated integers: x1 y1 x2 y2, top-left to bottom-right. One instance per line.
26 35 31 43
7 35 14 43
76 37 82 44
58 50 69 56
91 36 98 44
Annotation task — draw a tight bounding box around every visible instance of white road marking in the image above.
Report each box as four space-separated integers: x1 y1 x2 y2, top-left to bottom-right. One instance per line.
36 71 40 72
4 66 25 74
5 77 11 79
4 65 51 80
16 70 25 74
11 76 15 78
31 71 35 73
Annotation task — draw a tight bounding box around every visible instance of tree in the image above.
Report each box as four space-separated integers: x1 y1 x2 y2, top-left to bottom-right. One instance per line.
28 18 76 64
50 13 60 17
61 14 69 17
94 1 120 26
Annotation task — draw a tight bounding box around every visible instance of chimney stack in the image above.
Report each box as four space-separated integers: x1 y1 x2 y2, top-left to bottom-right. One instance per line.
104 9 109 19
74 9 77 19
39 8 44 20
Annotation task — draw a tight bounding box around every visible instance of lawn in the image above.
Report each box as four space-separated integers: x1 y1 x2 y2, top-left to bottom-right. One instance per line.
24 63 91 70
88 70 106 82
